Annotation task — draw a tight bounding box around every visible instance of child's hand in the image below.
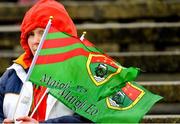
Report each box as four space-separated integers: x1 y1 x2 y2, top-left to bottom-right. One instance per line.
16 116 38 124
3 118 14 124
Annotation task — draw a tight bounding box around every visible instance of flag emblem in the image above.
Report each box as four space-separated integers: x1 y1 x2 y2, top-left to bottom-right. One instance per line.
106 82 145 110
86 53 122 86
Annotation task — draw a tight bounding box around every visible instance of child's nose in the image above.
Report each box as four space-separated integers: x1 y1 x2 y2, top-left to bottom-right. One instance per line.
34 34 41 44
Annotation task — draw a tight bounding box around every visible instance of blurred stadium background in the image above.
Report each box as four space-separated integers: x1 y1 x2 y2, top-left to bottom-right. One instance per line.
0 0 180 123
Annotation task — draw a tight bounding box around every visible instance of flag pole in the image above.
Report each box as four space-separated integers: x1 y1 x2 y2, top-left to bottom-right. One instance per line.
28 16 53 117
13 16 53 119
80 31 86 41
25 16 53 82
30 89 49 118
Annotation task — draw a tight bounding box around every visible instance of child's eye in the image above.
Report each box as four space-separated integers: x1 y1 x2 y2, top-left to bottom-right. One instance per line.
39 30 44 35
28 32 35 37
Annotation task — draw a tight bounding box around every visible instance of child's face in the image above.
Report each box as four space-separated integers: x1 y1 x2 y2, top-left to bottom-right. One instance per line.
27 28 44 55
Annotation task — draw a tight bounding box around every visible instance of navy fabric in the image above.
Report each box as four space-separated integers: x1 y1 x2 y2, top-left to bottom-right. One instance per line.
3 69 23 94
0 68 92 123
0 69 23 121
42 114 92 123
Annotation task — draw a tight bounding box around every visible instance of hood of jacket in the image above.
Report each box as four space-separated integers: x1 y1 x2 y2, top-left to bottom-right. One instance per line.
15 0 77 69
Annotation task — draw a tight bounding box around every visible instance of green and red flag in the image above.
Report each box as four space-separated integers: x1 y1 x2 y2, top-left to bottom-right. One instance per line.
29 26 162 123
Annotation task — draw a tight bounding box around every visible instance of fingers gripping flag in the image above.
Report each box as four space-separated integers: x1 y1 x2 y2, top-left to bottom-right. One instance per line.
29 26 162 123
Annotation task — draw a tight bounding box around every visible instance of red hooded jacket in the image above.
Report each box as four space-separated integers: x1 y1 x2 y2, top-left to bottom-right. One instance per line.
15 0 77 69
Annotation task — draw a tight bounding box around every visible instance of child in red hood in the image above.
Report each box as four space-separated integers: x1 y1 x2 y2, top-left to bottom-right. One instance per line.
0 0 90 123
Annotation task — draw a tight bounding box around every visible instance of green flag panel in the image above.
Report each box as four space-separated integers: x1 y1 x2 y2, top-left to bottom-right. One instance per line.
29 26 162 123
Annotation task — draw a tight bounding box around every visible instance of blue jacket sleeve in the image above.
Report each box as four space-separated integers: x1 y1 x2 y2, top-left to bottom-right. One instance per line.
0 69 23 122
0 70 10 122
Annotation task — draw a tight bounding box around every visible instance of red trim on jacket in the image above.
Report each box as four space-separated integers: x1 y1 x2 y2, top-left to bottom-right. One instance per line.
30 86 47 121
